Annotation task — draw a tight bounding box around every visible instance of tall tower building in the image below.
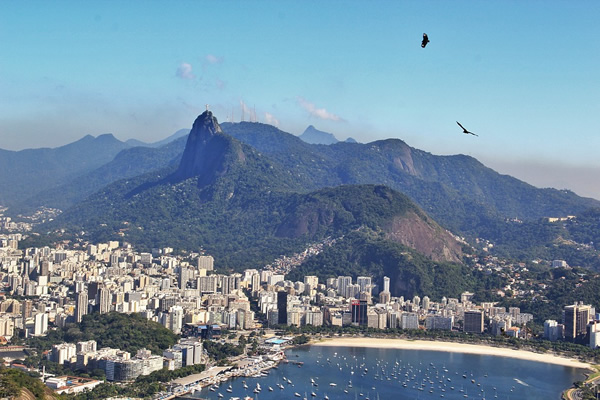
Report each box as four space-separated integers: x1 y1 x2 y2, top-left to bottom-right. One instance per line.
221 274 241 295
383 276 390 293
337 276 352 298
351 299 368 326
98 287 112 314
277 291 288 325
357 276 372 292
87 281 100 302
197 255 214 271
463 310 484 333
21 300 33 319
563 303 592 343
39 259 51 277
179 266 191 289
76 291 88 323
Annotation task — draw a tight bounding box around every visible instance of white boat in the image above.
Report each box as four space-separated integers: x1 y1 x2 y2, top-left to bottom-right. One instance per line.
295 393 302 397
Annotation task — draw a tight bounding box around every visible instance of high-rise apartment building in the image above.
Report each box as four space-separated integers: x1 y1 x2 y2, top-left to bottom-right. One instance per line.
563 303 592 343
277 291 288 325
463 310 484 333
76 290 88 322
351 299 368 326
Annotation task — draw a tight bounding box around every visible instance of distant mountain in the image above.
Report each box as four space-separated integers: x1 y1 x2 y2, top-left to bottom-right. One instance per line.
299 125 339 145
125 129 190 148
17 136 188 213
1 127 192 213
150 128 190 148
0 134 133 207
125 138 148 147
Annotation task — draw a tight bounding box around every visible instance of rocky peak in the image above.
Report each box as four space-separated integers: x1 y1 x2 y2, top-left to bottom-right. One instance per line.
173 110 241 185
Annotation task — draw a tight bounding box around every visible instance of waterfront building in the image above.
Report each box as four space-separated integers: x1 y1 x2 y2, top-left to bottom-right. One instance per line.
351 299 368 326
401 312 419 330
588 321 600 348
425 314 454 331
544 320 561 341
463 310 484 333
564 303 592 343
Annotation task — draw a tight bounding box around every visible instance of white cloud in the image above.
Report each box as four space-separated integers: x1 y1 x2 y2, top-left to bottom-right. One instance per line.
206 54 223 64
176 62 195 80
264 112 279 127
297 97 343 121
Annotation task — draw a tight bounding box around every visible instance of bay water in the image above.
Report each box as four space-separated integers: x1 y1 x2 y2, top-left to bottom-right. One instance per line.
193 345 586 400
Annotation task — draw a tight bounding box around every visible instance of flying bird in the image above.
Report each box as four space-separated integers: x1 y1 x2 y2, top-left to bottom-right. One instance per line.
421 33 430 48
456 121 478 136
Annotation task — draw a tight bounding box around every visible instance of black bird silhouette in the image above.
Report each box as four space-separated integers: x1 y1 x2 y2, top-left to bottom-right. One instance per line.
456 121 478 136
421 33 430 48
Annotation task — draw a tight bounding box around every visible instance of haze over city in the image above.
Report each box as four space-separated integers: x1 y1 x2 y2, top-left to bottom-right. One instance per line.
1 1 598 198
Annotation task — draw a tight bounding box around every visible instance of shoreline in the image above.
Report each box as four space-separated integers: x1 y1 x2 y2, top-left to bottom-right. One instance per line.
311 337 593 370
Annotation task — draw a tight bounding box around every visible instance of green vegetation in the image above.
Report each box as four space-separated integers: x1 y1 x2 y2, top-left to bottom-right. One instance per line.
0 365 51 399
288 230 491 300
203 339 245 361
27 312 179 356
51 176 432 272
499 267 600 325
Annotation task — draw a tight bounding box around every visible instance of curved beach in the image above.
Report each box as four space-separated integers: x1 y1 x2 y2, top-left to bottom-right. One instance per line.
312 337 593 370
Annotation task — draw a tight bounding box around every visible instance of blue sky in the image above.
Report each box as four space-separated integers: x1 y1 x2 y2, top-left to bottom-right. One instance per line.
1 1 599 198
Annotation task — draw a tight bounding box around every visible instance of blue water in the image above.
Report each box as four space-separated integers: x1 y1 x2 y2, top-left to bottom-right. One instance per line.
193 345 586 400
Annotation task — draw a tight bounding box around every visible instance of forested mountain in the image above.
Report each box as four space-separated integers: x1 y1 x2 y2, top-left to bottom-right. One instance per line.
51 112 465 280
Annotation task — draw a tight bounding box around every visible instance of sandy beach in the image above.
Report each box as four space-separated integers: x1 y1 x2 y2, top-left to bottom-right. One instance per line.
312 337 593 370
